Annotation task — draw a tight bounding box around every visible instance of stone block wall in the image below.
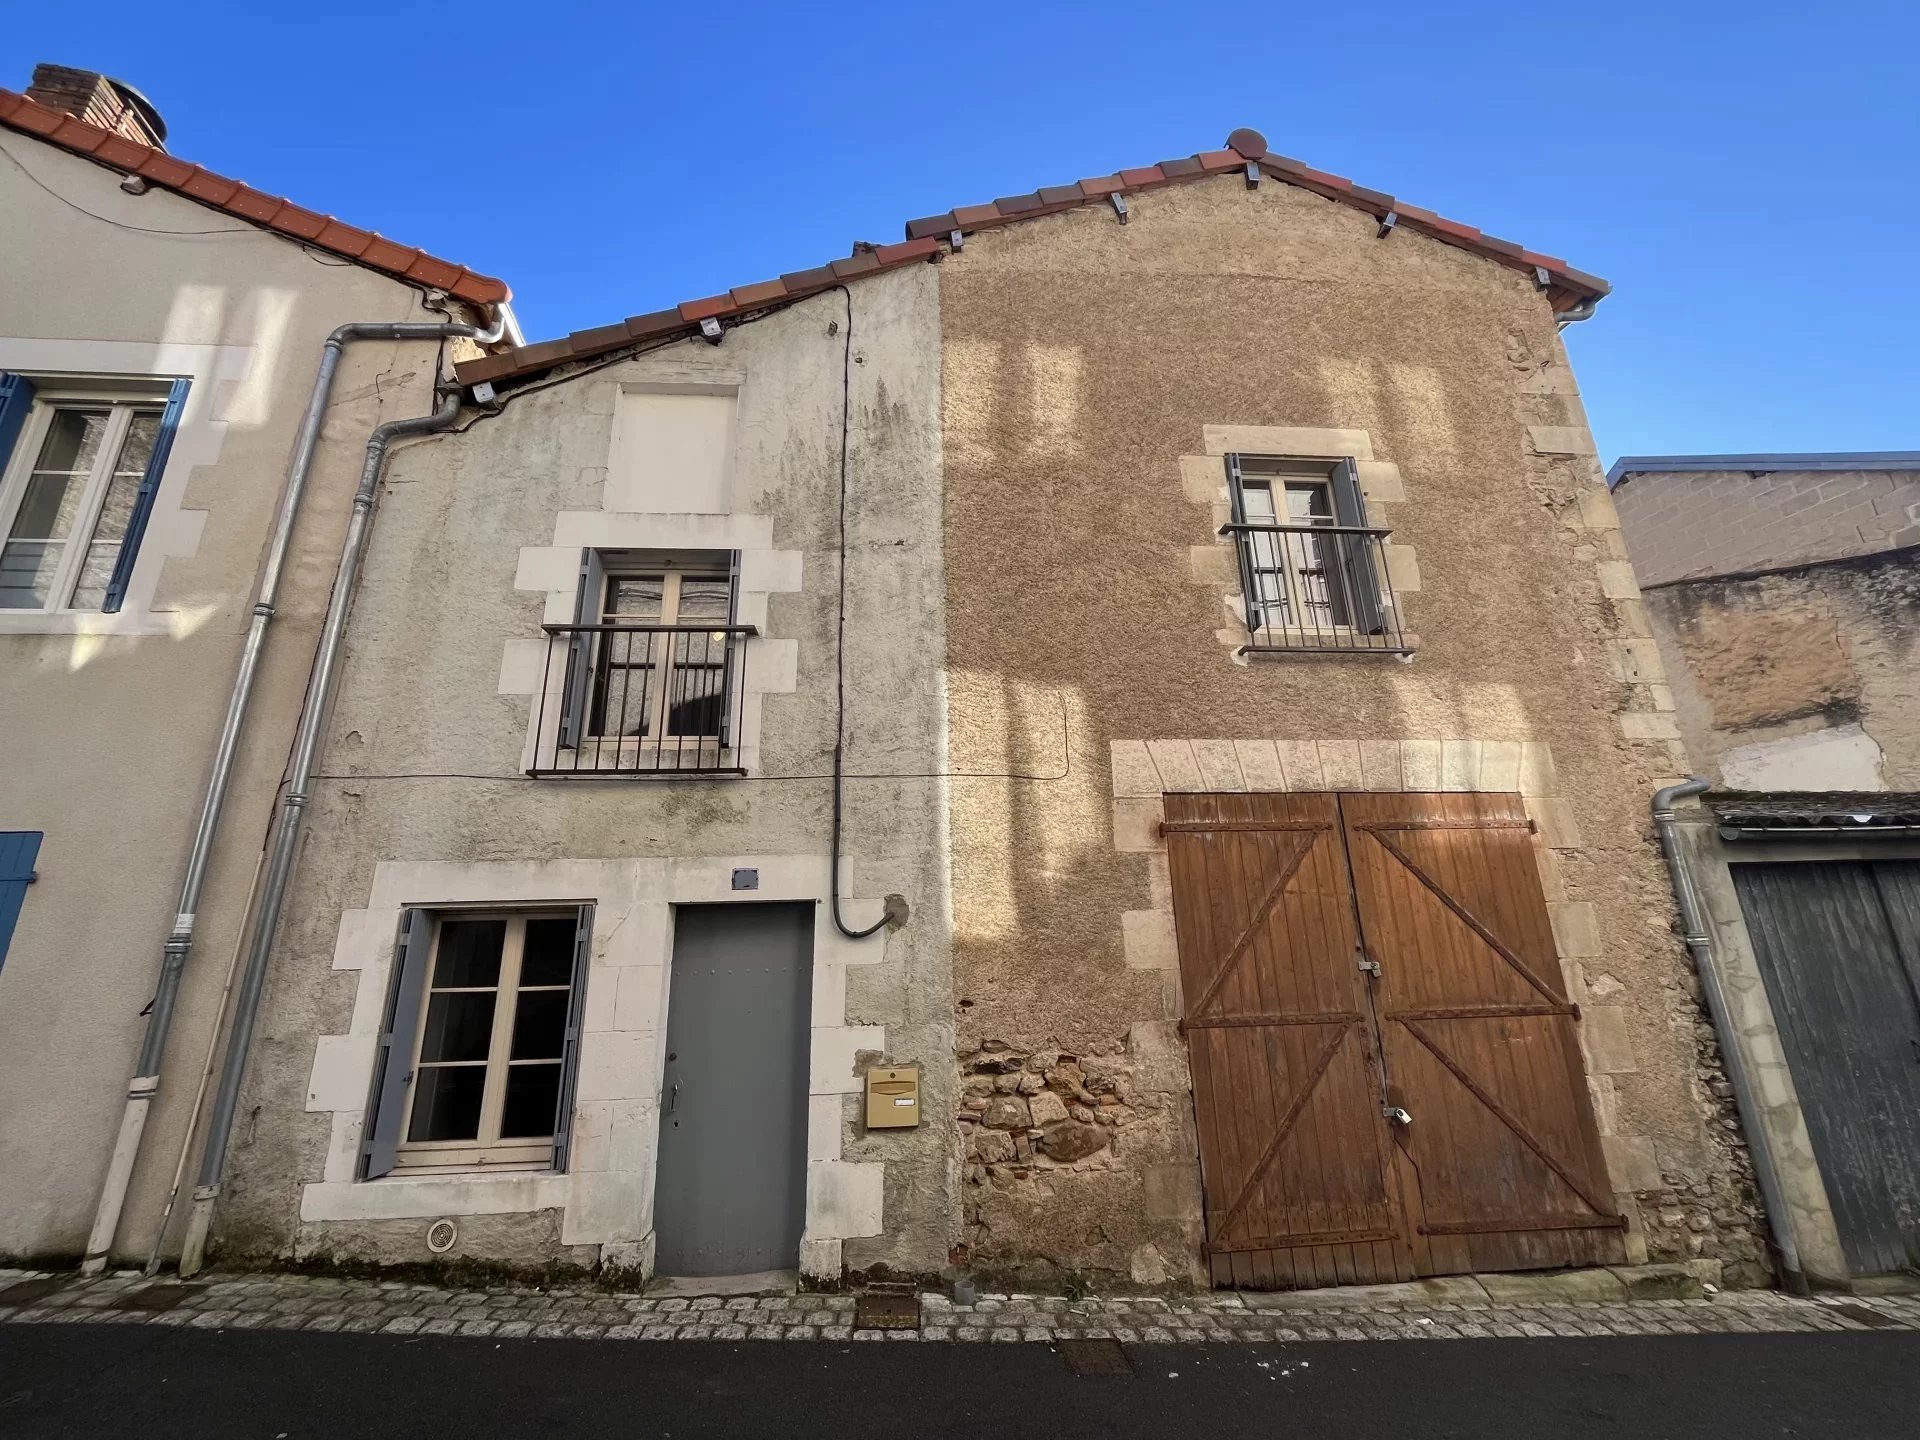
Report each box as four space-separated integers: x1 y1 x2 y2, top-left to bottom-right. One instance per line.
1614 468 1920 588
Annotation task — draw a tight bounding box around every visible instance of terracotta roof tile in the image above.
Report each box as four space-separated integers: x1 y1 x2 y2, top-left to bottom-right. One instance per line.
905 212 958 240
0 86 509 308
678 294 732 322
729 278 788 308
454 125 1607 388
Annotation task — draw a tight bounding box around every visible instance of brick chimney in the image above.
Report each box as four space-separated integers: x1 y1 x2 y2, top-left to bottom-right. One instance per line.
25 63 167 150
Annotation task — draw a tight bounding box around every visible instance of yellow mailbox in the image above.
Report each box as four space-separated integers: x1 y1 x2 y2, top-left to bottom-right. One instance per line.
865 1065 921 1129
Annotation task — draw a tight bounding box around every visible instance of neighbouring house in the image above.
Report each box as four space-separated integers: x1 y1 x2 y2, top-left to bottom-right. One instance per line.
0 64 512 1268
213 126 1772 1294
1612 451 1920 1287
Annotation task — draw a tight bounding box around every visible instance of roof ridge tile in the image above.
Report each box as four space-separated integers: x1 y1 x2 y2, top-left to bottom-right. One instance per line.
454 127 1608 389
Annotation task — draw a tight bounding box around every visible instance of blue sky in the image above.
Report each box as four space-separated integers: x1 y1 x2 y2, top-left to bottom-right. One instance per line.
9 2 1914 461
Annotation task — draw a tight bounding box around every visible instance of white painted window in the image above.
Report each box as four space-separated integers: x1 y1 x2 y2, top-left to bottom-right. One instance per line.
0 389 168 611
1226 453 1402 653
390 912 583 1174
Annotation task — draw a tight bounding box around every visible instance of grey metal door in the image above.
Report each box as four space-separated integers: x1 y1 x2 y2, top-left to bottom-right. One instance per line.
1732 860 1920 1277
654 902 813 1277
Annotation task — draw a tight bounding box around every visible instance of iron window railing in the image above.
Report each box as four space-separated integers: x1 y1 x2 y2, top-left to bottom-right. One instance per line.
529 622 754 777
1220 520 1411 655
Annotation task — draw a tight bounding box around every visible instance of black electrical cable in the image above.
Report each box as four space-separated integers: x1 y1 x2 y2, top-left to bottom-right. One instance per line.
823 284 889 940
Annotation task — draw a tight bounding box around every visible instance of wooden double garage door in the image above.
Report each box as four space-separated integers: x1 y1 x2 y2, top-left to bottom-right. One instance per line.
1166 790 1624 1289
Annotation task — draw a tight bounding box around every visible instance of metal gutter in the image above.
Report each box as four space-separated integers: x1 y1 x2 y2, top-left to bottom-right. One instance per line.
173 385 477 1277
1608 451 1920 488
80 312 504 1276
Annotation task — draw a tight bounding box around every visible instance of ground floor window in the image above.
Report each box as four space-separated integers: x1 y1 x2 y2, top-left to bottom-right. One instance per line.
362 906 592 1178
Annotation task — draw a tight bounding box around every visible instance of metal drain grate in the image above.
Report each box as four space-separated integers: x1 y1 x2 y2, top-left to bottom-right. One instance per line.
852 1292 921 1330
1058 1338 1135 1375
0 1279 68 1307
1828 1302 1899 1329
109 1283 203 1313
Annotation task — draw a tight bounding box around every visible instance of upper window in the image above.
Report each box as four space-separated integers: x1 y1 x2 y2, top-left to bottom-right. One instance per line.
531 549 754 778
0 374 188 614
362 907 592 1178
1224 454 1407 655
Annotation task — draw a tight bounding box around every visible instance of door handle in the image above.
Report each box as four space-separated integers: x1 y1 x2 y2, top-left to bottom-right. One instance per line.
669 1081 682 1115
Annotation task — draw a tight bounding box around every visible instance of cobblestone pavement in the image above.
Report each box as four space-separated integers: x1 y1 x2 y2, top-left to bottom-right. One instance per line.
3 1268 1917 1344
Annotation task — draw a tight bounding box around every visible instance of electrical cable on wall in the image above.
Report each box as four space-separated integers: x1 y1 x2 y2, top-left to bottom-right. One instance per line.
825 284 889 941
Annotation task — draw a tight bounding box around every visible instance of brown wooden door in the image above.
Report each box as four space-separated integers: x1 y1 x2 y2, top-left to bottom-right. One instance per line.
1163 793 1412 1288
1341 791 1625 1275
1166 790 1624 1289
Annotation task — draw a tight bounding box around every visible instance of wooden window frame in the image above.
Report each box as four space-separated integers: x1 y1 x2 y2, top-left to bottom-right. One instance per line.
392 910 578 1175
0 389 165 613
1226 453 1382 642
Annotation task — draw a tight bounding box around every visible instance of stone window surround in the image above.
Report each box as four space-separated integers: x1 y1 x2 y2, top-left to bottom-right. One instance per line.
1108 735 1655 1259
298 855 894 1279
0 336 234 636
501 512 801 776
1181 424 1421 660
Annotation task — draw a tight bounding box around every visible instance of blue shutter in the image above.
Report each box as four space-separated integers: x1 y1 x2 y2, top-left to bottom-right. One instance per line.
361 908 433 1179
0 832 43 976
549 904 595 1172
100 377 189 614
0 373 37 478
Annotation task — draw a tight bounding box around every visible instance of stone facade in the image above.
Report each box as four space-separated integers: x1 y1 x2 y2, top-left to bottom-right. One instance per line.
939 169 1767 1287
1613 464 1920 589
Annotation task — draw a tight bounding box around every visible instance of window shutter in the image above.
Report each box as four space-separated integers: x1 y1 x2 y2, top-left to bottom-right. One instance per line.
1223 454 1264 631
0 373 37 478
549 903 596 1173
1328 458 1386 635
558 549 605 748
101 377 189 614
361 908 433 1179
0 831 42 976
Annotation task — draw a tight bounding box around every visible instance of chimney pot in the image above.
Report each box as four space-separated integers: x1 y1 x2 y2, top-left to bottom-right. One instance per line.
25 63 167 150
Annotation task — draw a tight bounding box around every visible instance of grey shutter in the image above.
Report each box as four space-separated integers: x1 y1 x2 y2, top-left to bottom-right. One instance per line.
361 908 433 1179
549 904 596 1172
558 549 605 748
1223 454 1263 632
1327 458 1385 634
101 377 189 613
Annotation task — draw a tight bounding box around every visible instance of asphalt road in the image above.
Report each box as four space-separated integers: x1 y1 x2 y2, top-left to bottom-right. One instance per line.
2 1323 1917 1439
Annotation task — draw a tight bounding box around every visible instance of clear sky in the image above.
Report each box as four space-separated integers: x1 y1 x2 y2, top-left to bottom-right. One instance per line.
7 2 1914 463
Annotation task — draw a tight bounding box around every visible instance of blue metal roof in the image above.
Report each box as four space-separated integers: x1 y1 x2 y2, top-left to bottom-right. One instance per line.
1608 451 1920 487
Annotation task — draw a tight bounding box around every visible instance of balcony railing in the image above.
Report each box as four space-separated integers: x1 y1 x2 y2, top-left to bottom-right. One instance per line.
1219 521 1411 656
528 622 754 777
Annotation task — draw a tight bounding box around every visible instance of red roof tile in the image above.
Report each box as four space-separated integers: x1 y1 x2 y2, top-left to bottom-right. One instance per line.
0 87 509 308
455 127 1608 389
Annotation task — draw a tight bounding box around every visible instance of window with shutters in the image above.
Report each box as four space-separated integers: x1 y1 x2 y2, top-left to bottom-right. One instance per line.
362 907 593 1177
530 549 755 777
1222 454 1410 655
0 374 189 614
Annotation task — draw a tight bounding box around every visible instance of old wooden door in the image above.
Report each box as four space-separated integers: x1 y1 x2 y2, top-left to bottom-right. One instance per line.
1167 790 1624 1288
1164 792 1411 1287
1731 860 1920 1278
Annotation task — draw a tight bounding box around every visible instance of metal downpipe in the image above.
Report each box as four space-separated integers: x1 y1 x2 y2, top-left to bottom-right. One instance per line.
83 316 501 1276
1651 778 1809 1295
176 391 468 1277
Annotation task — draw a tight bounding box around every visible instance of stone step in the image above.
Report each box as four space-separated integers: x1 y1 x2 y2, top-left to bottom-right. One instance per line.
1240 1261 1719 1311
